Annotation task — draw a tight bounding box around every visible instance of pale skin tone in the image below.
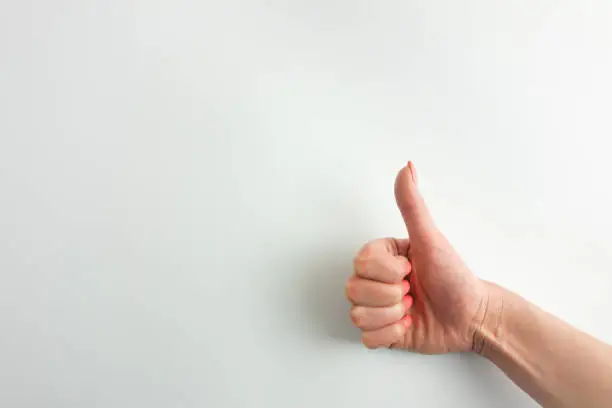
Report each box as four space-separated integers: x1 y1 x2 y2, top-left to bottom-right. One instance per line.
346 161 612 407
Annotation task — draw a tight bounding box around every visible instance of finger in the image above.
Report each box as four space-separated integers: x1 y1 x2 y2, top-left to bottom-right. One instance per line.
350 296 413 330
354 252 411 284
356 238 410 258
394 161 438 241
354 239 411 283
362 316 412 349
345 277 409 307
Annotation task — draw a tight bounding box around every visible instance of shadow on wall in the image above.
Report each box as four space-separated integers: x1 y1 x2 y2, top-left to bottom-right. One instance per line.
270 177 369 346
297 246 359 344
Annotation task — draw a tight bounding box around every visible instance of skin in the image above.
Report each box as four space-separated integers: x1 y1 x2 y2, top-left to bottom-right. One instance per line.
345 161 612 407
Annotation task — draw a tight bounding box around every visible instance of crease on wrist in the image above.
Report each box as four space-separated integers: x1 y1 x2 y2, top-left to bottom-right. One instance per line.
472 285 504 356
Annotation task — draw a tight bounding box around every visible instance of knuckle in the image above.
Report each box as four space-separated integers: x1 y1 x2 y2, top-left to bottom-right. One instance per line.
392 265 405 282
359 241 376 258
349 306 363 326
392 323 405 338
396 283 406 299
362 335 378 349
345 279 358 302
352 255 370 275
398 256 410 275
354 242 377 266
393 301 405 317
389 286 403 304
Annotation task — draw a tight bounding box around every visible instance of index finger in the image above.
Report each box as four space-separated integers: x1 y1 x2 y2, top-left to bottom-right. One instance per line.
353 238 412 284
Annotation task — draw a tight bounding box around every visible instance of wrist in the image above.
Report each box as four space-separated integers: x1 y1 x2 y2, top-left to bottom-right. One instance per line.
471 281 505 357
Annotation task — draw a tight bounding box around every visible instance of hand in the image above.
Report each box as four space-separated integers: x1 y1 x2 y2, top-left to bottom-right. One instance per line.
345 162 490 353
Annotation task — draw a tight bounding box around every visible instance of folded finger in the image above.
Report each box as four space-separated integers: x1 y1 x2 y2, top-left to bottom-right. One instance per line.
354 253 411 284
350 296 413 330
345 277 409 307
362 316 412 349
354 238 411 283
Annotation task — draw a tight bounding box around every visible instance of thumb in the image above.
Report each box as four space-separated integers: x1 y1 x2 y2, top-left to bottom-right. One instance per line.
394 161 438 240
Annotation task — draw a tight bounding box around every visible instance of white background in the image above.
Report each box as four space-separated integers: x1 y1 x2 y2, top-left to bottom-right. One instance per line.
1 1 611 407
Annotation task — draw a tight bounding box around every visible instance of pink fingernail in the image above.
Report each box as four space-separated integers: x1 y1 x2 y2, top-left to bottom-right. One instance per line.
403 295 413 309
401 315 412 327
408 161 418 184
402 280 410 294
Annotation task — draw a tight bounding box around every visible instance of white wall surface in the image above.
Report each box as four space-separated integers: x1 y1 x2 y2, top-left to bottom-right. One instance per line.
1 1 611 407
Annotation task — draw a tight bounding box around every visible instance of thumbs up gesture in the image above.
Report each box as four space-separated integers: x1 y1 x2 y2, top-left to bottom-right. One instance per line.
346 162 490 353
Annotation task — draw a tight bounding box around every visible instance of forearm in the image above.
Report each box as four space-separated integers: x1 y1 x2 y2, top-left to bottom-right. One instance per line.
474 282 612 407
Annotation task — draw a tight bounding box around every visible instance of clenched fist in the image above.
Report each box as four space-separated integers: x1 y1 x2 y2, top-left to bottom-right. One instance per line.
346 162 490 353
